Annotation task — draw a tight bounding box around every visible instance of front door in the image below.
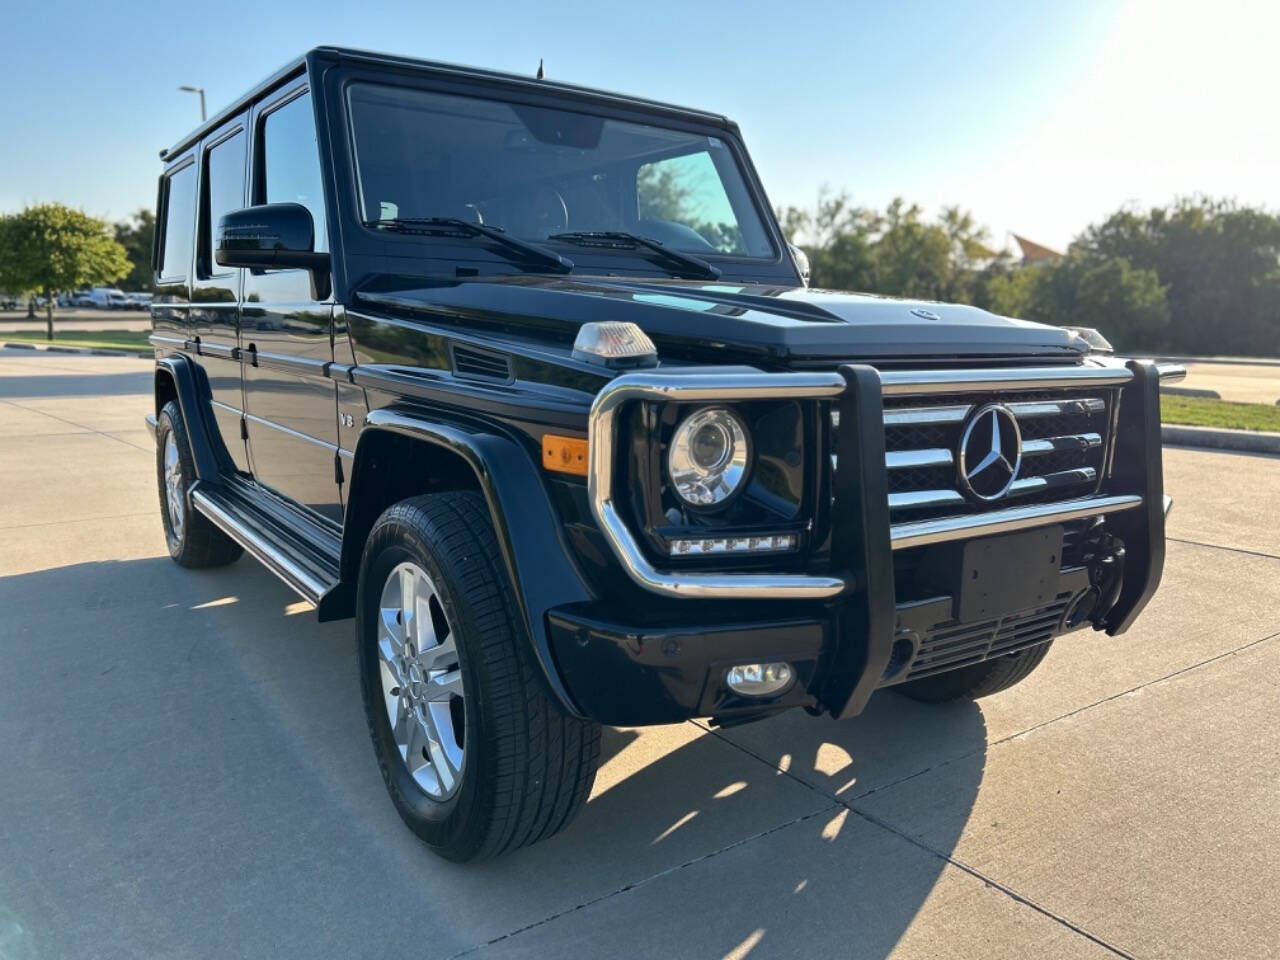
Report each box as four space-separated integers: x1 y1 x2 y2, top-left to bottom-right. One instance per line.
241 85 342 524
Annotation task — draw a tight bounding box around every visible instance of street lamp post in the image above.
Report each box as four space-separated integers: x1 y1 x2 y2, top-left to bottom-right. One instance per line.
178 85 206 123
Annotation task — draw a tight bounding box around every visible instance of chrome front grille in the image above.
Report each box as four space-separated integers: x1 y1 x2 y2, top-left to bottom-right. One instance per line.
834 388 1117 527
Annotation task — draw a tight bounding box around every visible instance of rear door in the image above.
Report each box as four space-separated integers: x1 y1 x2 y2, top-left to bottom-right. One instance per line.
241 85 343 523
191 117 251 473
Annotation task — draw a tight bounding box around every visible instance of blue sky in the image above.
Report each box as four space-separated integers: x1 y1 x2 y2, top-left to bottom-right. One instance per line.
1 0 1274 250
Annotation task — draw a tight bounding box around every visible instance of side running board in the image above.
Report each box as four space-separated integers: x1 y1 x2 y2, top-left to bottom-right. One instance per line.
190 480 347 617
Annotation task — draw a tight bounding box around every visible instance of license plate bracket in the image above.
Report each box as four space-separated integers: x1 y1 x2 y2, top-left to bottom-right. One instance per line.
955 526 1064 622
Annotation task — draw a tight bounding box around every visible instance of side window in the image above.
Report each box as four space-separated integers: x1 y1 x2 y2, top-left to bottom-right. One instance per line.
259 92 328 253
158 162 196 281
200 130 246 278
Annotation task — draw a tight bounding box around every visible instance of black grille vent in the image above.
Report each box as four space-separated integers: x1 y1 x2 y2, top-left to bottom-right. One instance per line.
897 591 1073 682
451 344 513 383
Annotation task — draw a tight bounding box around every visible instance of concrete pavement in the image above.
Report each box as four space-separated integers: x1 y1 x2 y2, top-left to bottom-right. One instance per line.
1 348 1278 960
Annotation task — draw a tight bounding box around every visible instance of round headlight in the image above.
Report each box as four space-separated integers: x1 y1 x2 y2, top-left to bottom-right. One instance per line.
668 407 750 507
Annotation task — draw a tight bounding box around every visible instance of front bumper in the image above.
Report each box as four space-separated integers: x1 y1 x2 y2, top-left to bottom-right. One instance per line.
564 359 1178 725
549 566 1097 726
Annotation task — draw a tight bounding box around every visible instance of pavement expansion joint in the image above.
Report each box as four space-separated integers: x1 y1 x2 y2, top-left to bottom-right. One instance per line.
0 397 153 453
1167 535 1280 564
445 800 842 959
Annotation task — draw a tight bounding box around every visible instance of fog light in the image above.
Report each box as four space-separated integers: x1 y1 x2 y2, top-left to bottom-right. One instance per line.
726 662 794 697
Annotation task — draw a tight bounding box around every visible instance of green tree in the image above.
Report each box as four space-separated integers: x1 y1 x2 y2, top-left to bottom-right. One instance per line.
0 204 132 340
779 191 994 299
971 255 1037 317
1073 198 1280 355
870 199 955 299
1022 255 1169 348
114 209 155 293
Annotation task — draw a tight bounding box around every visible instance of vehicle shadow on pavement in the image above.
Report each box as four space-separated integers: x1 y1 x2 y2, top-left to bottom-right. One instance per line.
0 555 986 959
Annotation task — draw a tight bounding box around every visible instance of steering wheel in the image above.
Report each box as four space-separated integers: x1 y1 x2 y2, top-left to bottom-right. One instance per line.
510 187 568 238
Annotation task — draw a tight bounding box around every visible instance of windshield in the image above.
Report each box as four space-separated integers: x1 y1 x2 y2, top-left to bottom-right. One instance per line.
346 82 775 260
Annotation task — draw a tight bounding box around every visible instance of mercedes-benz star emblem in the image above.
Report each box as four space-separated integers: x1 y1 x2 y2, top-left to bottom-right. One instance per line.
957 404 1022 501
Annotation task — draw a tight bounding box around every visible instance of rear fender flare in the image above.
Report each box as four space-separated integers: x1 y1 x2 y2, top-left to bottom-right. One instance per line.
154 355 221 480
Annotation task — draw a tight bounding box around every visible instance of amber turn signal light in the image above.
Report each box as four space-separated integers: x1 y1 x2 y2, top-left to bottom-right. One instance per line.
542 434 589 476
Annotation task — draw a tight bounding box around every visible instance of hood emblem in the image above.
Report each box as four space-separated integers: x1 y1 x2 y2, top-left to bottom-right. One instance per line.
910 307 942 321
957 404 1022 501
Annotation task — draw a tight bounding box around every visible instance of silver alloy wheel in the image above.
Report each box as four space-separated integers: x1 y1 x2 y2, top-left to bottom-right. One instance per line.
163 432 184 539
377 561 466 799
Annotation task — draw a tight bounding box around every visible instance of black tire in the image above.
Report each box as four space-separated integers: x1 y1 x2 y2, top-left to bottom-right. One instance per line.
356 491 601 862
155 401 243 568
895 640 1054 704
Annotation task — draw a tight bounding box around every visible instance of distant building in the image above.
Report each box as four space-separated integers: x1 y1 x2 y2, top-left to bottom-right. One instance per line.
1012 234 1064 265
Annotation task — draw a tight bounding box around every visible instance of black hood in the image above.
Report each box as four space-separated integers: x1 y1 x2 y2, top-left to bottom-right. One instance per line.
355 275 1086 367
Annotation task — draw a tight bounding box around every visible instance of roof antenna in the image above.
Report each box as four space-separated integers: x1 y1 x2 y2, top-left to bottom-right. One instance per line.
536 58 544 80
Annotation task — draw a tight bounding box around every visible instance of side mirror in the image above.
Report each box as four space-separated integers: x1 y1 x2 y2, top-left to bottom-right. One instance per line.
216 203 329 272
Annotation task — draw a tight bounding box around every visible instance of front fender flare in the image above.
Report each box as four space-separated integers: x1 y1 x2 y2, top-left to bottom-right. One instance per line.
343 407 593 716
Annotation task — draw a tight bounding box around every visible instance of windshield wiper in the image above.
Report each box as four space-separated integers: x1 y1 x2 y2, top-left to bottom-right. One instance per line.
365 217 574 274
547 231 722 280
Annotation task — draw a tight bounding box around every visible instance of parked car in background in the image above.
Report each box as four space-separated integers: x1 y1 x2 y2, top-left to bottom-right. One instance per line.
74 287 129 309
126 292 154 310
1 293 25 310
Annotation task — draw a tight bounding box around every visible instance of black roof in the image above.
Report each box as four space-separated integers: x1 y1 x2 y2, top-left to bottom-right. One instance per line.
160 46 732 161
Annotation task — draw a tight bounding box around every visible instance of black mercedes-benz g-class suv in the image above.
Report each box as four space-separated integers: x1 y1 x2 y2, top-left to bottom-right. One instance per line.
145 47 1182 861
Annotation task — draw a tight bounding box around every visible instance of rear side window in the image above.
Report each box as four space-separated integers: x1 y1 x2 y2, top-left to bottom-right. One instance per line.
158 162 196 281
200 130 246 277
259 93 327 252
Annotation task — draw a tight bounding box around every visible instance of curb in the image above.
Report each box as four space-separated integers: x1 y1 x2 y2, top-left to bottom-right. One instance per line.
1 340 150 358
1160 385 1221 399
1162 423 1280 455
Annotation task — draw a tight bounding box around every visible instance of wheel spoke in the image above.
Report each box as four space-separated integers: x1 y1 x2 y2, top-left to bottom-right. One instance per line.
379 606 405 651
392 697 413 757
409 572 437 651
399 566 417 646
378 639 404 683
428 700 463 767
418 635 456 672
424 668 463 702
380 662 402 732
404 715 426 771
427 736 455 793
